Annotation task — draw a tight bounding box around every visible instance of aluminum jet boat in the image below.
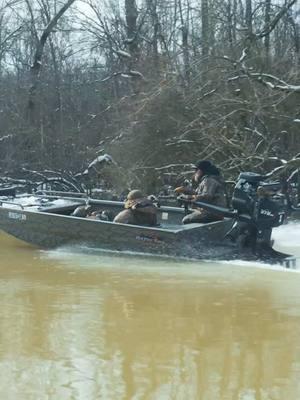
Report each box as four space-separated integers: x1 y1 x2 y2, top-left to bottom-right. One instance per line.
0 171 298 267
0 194 236 259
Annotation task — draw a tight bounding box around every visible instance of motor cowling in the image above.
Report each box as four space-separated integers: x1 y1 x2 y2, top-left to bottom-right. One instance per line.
231 173 256 216
254 197 286 229
231 172 287 230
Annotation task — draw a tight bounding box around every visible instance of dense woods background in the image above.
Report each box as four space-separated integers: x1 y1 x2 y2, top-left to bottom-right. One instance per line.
0 0 299 191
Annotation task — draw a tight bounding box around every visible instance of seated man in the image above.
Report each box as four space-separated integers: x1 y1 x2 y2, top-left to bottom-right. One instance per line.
113 190 157 226
175 160 226 224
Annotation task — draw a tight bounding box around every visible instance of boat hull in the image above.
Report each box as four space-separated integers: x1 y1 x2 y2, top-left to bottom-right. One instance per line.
0 206 236 260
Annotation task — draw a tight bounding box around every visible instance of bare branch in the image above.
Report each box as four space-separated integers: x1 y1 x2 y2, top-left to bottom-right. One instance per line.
256 0 298 39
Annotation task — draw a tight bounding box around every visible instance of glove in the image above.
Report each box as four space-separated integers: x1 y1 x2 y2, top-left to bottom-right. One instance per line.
174 186 187 195
177 194 195 202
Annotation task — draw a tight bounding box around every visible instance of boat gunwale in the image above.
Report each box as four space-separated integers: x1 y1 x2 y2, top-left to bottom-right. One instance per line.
2 195 185 213
0 202 231 234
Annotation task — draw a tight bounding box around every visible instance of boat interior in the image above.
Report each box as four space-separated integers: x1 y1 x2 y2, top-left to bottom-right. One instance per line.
0 193 200 230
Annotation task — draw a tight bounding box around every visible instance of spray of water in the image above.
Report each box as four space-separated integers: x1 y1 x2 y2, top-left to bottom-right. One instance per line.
272 221 300 252
40 221 300 273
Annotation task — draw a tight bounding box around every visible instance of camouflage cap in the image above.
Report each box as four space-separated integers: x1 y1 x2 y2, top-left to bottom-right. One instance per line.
124 190 145 209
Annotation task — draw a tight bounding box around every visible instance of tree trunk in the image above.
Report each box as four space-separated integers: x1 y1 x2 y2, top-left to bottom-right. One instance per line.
27 0 76 124
288 14 300 65
264 0 271 63
178 0 190 83
245 0 253 38
125 0 138 60
227 0 237 49
201 0 209 57
147 0 159 71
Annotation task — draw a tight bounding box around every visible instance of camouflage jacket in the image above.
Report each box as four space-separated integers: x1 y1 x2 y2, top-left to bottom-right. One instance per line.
193 175 226 208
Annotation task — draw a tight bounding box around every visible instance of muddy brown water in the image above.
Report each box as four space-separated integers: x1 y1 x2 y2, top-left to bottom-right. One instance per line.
0 222 300 400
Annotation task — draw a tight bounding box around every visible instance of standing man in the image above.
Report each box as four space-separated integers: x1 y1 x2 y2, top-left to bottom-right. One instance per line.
175 160 226 224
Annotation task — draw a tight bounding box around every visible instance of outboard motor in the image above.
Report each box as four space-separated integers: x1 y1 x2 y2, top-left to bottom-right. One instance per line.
228 172 288 260
177 169 297 264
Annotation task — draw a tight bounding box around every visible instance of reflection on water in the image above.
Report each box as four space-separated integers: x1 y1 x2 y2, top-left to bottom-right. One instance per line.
0 225 300 399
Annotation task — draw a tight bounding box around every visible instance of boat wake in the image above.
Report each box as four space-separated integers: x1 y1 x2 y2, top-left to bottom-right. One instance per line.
215 221 300 272
39 245 201 272
272 220 300 252
215 258 300 273
39 221 300 273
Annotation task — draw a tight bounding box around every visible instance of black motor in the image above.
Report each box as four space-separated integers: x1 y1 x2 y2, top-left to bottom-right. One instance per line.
177 170 294 263
229 172 288 260
232 172 286 229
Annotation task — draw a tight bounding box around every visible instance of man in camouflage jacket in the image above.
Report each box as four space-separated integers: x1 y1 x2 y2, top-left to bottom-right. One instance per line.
175 160 226 224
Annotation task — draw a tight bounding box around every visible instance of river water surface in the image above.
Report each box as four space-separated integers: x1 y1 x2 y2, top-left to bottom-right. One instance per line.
0 222 300 400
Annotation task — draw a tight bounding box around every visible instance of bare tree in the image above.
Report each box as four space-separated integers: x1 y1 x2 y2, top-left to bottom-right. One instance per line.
264 0 271 61
201 0 209 57
125 0 139 60
0 0 299 180
27 0 76 122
